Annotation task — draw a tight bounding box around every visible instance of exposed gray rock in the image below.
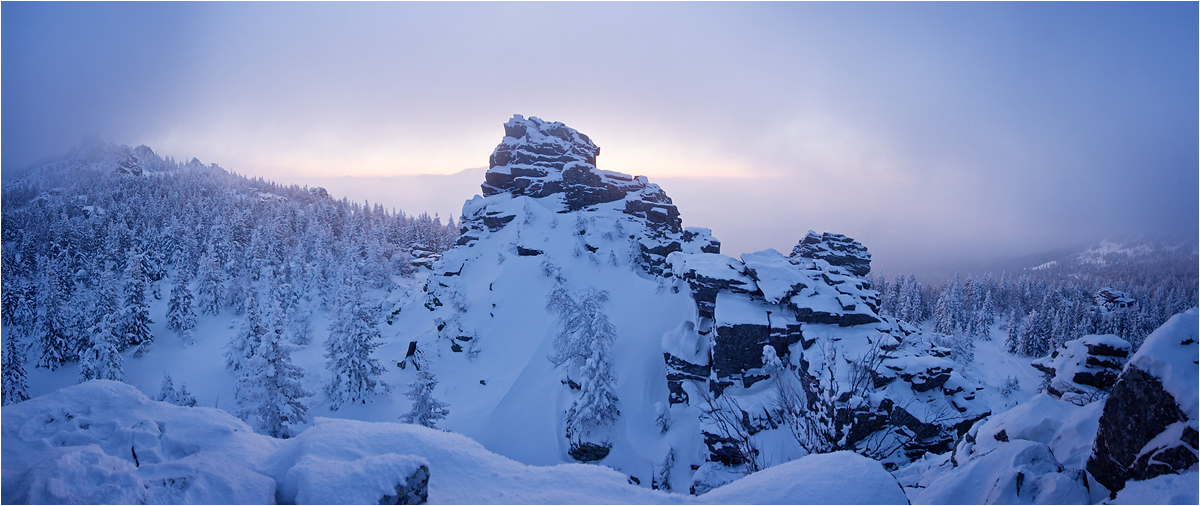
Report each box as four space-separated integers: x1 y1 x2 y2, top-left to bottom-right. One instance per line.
379 465 429 505
1087 367 1195 496
790 231 872 277
1087 310 1198 497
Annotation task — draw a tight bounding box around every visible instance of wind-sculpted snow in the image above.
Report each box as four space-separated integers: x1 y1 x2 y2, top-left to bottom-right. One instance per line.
2 382 912 504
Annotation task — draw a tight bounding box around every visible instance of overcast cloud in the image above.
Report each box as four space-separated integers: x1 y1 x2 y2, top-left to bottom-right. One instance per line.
4 2 1196 276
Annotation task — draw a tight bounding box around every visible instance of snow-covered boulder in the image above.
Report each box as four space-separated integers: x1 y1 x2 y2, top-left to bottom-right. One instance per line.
907 394 1100 504
917 439 1089 504
1031 334 1130 405
700 451 908 504
1 381 279 505
1087 308 1199 497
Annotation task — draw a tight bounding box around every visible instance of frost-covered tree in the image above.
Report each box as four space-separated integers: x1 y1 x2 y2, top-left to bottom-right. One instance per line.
324 280 388 409
1021 309 1052 357
400 352 449 428
121 249 153 356
3 333 29 405
1004 309 1022 354
898 275 924 324
166 273 197 343
546 287 620 444
950 323 974 365
93 264 121 323
79 314 124 383
156 373 197 407
566 346 620 440
226 272 251 315
932 274 964 335
972 290 997 340
226 292 267 374
235 300 311 438
195 246 224 315
34 260 72 370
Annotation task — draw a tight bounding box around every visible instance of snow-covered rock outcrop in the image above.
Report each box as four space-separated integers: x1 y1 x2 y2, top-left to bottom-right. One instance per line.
460 114 685 276
1032 334 1130 405
403 115 988 486
903 394 1098 504
664 232 988 469
1087 308 1198 497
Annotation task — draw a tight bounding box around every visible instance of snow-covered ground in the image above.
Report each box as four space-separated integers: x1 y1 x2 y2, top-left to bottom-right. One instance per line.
1 381 907 504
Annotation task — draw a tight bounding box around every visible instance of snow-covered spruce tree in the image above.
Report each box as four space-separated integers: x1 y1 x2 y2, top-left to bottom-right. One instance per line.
932 274 964 335
166 272 197 343
93 264 121 323
226 272 251 316
972 290 997 340
34 260 72 370
2 332 30 405
235 299 311 438
324 278 388 409
195 246 224 315
225 291 268 374
950 323 974 365
400 352 449 428
121 249 154 356
156 373 197 407
79 314 124 383
1004 309 1022 354
566 346 620 438
1021 309 1052 357
899 275 924 324
546 287 619 459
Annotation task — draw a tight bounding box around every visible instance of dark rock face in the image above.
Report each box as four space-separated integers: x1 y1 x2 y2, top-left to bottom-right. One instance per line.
380 465 430 505
665 353 710 406
702 431 748 466
790 231 872 277
711 324 771 379
1087 367 1195 496
683 227 721 254
568 441 612 462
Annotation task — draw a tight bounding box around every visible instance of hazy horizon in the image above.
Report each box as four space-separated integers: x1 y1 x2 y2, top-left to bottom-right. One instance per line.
4 2 1197 278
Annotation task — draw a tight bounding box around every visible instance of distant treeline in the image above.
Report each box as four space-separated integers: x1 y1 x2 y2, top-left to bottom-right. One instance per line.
873 248 1198 357
2 144 459 405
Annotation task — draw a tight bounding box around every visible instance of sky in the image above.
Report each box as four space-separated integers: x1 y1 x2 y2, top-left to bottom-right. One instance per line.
4 2 1197 277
